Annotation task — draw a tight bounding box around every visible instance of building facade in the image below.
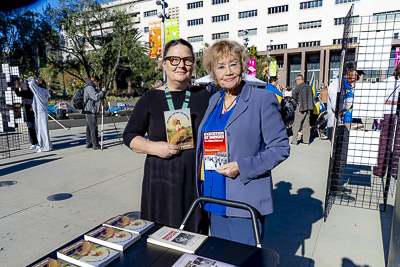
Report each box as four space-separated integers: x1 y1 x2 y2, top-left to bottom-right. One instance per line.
106 0 400 86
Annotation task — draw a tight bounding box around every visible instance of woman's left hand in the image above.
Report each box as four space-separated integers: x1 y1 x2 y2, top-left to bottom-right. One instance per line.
216 162 240 178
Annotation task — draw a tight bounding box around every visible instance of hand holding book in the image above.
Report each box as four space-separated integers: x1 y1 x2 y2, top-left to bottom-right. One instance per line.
155 141 182 158
216 161 240 178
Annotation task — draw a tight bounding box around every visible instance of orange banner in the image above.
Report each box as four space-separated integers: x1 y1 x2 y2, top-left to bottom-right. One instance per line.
149 21 162 58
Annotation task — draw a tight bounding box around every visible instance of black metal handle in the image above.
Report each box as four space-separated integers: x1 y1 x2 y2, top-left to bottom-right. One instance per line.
179 196 262 248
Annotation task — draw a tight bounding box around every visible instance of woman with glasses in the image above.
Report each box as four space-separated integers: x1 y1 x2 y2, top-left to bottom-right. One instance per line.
196 40 290 245
123 39 209 233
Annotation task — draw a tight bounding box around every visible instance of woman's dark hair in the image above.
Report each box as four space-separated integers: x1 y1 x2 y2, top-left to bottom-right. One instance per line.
90 75 100 83
163 38 194 58
36 78 47 89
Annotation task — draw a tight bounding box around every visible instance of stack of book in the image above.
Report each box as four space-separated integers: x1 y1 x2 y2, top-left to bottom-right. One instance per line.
55 215 154 267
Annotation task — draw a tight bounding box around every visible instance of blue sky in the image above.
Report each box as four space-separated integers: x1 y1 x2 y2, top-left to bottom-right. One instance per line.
26 0 109 13
26 0 60 12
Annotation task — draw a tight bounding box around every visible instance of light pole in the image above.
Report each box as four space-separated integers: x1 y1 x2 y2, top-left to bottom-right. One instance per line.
156 0 170 83
243 29 249 53
267 40 273 57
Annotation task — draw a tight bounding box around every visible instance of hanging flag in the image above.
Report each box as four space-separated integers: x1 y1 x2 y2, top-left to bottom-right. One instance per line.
149 21 162 59
310 72 318 98
247 59 256 77
310 72 320 114
269 60 277 77
165 19 179 43
395 47 400 69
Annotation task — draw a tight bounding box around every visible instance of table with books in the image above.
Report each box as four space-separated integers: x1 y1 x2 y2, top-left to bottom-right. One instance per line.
29 215 280 267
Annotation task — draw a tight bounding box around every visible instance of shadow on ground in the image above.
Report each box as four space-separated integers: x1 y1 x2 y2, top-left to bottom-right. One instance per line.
0 155 60 177
342 258 370 267
380 204 393 266
263 181 323 267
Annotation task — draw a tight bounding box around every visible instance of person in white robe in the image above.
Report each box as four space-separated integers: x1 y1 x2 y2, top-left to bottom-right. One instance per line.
28 78 53 153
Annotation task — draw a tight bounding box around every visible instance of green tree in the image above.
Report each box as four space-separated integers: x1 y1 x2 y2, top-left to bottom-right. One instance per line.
194 43 210 78
0 8 50 77
45 0 140 89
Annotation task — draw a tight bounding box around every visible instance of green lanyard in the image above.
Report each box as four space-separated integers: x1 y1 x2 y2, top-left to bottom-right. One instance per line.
165 84 191 111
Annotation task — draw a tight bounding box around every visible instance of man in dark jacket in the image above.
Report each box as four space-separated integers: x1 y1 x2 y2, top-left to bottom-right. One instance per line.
14 79 38 149
291 74 314 145
83 76 107 150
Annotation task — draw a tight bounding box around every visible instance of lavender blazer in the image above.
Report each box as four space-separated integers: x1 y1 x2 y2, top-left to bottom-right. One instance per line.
196 82 290 217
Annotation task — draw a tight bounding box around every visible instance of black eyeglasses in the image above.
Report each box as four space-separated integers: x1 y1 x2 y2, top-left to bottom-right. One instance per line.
164 56 195 66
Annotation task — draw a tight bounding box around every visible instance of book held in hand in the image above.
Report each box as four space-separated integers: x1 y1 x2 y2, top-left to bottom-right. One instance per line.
147 226 208 254
84 226 140 251
172 253 238 267
103 215 154 235
164 108 194 150
56 240 119 267
32 257 77 267
203 130 229 170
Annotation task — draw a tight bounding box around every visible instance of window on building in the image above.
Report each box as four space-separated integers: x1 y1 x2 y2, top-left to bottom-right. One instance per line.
271 44 287 50
267 24 288 33
187 18 203 26
298 41 321 47
300 0 322 9
335 0 359 4
188 35 204 42
187 1 203 9
299 20 322 30
306 55 320 84
332 37 358 45
394 33 399 39
144 10 157 17
212 32 229 40
329 52 340 81
212 0 229 4
372 11 400 22
334 16 359 25
268 5 289 14
238 28 257 36
238 10 258 19
289 56 301 87
212 14 229 22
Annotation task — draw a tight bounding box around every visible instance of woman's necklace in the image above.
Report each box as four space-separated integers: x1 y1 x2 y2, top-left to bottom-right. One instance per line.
223 94 238 113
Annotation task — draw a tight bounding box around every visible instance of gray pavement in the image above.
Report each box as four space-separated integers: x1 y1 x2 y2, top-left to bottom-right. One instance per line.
0 122 395 267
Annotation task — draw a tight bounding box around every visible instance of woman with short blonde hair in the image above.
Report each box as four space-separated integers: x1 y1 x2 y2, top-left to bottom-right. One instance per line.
196 40 290 245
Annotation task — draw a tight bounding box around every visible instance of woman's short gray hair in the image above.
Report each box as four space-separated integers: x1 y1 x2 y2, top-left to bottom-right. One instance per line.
202 40 248 85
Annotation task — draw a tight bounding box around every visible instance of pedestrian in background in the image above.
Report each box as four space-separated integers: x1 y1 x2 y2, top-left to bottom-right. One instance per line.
14 78 38 150
28 78 52 153
265 76 283 103
83 76 107 150
291 74 314 145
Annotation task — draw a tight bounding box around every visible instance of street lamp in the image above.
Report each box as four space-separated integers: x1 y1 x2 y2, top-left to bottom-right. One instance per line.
156 0 170 83
243 29 249 53
267 40 273 57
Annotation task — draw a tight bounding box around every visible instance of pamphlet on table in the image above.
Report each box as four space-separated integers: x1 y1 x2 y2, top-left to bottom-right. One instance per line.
147 226 207 254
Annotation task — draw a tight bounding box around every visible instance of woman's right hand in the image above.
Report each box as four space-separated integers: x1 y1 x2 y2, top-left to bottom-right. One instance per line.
155 142 182 158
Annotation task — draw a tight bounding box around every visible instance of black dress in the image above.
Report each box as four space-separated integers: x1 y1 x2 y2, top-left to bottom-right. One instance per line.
123 86 210 233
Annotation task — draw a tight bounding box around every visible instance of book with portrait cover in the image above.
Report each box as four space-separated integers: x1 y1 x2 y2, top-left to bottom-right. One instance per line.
56 240 119 267
102 215 154 235
203 130 229 170
164 108 194 150
147 226 208 254
32 257 77 267
172 253 238 267
84 226 140 251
